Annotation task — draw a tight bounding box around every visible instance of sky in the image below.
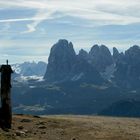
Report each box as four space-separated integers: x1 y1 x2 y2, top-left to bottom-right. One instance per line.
1 0 140 64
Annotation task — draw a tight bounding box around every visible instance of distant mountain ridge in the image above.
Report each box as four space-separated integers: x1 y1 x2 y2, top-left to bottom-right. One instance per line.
12 61 47 77
44 39 140 90
99 99 140 117
11 39 140 117
44 39 104 84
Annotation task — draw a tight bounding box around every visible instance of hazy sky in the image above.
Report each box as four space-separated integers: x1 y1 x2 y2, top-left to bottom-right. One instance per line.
1 0 140 63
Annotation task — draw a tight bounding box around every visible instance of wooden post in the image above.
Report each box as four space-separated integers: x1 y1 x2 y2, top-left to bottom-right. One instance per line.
0 60 13 129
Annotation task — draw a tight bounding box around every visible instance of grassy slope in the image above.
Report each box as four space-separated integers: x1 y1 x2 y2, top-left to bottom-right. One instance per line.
0 115 140 140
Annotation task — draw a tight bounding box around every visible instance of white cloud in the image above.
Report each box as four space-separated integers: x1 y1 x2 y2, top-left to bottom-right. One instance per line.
0 0 47 9
1 0 140 33
22 9 55 33
0 17 44 23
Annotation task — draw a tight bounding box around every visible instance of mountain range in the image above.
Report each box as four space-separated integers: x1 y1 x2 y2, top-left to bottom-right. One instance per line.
12 39 140 117
44 39 140 90
12 61 47 77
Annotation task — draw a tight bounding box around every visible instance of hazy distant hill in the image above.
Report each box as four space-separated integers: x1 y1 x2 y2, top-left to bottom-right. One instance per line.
99 99 140 117
12 61 47 77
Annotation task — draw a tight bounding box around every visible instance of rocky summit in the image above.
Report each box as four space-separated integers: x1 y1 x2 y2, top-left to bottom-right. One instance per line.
88 44 113 72
114 45 140 89
113 47 120 62
44 39 140 89
44 39 104 84
44 39 76 82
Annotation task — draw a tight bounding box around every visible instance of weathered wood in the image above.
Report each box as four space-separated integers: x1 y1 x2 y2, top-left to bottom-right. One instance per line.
0 63 13 129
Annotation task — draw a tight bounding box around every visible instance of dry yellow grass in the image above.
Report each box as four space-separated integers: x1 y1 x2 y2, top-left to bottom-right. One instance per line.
0 115 140 140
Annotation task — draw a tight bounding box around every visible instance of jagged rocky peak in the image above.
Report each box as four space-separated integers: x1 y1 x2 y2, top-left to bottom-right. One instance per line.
44 40 104 84
113 45 140 89
50 39 76 57
79 49 88 56
89 44 100 54
78 49 89 60
113 47 119 59
128 45 140 50
125 45 140 65
125 45 140 54
88 44 113 72
113 47 119 55
89 44 112 58
48 39 76 63
89 44 111 54
100 45 112 56
125 45 140 58
44 39 76 82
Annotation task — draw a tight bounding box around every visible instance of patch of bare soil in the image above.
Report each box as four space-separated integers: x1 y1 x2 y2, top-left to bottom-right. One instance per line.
0 115 140 140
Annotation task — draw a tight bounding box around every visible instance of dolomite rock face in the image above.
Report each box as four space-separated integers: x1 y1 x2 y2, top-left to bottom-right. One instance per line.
44 40 103 84
113 45 140 88
89 45 113 72
113 47 120 62
44 39 76 82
